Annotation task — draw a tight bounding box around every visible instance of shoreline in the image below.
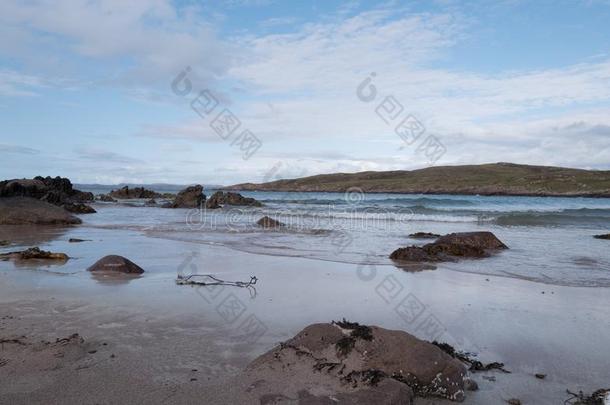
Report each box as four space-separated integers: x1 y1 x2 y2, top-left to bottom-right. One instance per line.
1 228 609 404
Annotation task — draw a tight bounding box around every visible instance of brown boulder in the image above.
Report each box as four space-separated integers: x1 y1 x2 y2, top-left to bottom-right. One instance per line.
0 197 82 225
435 232 508 250
390 231 507 263
245 322 467 402
166 185 205 208
256 216 284 228
87 255 145 274
205 191 262 209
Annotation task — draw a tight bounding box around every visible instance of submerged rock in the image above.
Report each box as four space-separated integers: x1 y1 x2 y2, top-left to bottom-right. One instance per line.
0 247 69 261
108 186 161 199
244 322 468 402
205 191 262 209
87 255 145 274
409 232 441 239
0 240 9 246
166 185 205 208
0 197 82 225
256 216 284 228
594 233 610 240
391 231 507 263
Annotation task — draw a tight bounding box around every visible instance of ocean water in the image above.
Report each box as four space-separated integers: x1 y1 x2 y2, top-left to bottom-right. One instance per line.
75 189 610 288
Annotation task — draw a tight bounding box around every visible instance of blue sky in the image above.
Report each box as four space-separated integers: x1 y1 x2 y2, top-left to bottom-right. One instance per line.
1 0 610 185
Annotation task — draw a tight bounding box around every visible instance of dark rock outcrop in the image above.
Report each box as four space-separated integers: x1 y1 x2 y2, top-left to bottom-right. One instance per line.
87 255 145 274
63 202 97 214
391 231 507 263
594 233 610 240
205 191 262 209
108 186 161 199
165 185 205 208
0 240 9 246
0 176 95 213
0 197 82 225
145 199 157 206
97 194 117 202
409 232 441 239
256 216 284 228
244 322 467 402
0 247 69 261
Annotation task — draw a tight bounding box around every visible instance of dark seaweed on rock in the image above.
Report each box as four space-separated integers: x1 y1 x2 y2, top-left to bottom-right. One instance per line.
565 388 610 405
332 318 373 341
432 341 510 373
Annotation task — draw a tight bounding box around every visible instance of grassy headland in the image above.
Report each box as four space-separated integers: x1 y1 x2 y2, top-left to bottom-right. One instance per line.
227 163 610 197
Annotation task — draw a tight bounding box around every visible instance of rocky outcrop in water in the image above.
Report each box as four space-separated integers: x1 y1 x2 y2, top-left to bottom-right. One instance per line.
108 186 161 199
87 255 145 274
256 216 284 228
391 231 508 263
205 191 262 209
0 247 69 261
409 232 441 239
165 185 205 208
97 194 117 202
243 321 468 403
594 233 610 240
0 176 95 213
0 197 82 225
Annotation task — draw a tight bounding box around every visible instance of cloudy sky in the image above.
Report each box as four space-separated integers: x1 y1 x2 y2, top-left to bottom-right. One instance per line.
1 0 610 185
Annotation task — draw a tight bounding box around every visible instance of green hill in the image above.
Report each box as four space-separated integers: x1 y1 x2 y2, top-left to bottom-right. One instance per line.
227 163 610 197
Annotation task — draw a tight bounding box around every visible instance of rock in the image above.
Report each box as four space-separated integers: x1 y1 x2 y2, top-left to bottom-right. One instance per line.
535 373 546 379
62 202 96 214
167 185 205 208
0 247 69 261
108 186 161 199
68 238 88 243
145 199 157 206
409 232 440 239
0 176 93 207
435 232 508 250
594 233 610 240
0 197 82 225
390 231 507 263
296 379 413 404
246 322 468 402
205 191 262 209
256 216 284 228
0 240 9 246
464 378 478 391
97 194 117 202
87 255 145 274
507 399 521 405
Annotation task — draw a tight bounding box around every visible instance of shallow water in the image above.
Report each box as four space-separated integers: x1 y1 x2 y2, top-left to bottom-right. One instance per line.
70 191 610 287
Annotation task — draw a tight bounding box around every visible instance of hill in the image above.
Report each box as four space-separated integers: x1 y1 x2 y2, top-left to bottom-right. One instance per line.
227 163 610 197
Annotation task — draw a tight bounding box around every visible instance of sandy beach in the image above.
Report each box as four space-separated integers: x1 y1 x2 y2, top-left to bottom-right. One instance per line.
1 207 609 404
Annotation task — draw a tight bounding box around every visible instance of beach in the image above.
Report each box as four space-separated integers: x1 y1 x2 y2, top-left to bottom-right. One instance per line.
1 192 609 404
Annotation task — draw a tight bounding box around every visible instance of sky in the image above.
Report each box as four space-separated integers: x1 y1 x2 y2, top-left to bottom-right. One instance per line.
1 0 610 185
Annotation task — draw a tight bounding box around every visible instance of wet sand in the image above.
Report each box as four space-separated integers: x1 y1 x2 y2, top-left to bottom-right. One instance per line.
1 224 609 404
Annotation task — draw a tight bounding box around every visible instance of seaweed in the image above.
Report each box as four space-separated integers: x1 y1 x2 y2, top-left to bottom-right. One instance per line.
332 318 373 341
335 336 355 357
565 388 610 405
432 341 510 373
